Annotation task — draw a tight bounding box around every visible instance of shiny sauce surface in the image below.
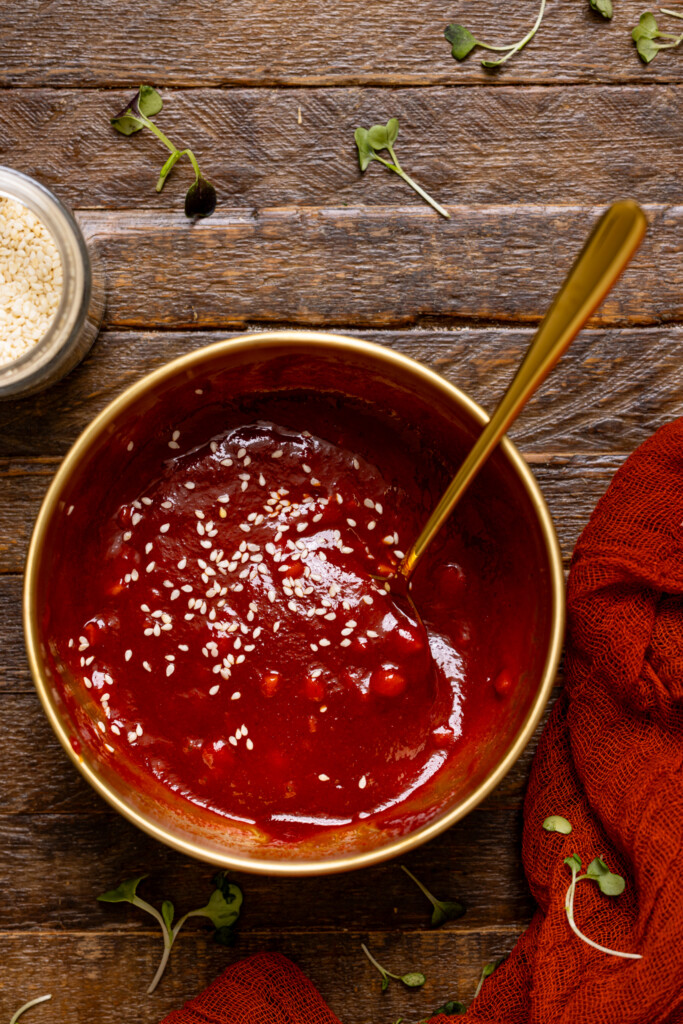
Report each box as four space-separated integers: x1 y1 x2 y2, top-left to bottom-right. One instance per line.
54 417 530 841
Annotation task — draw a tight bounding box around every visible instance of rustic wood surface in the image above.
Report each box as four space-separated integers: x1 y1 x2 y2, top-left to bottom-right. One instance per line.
0 1 681 1022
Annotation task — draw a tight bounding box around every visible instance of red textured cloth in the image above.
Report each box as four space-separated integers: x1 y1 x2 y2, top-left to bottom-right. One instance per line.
160 952 342 1024
162 420 683 1024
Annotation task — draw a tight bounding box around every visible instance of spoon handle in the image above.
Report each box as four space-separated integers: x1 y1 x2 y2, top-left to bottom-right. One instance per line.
399 199 648 582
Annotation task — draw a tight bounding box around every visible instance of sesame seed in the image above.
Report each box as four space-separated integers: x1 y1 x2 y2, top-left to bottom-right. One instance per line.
172 430 180 441
168 440 180 449
340 638 351 647
272 449 284 459
318 774 330 782
359 775 367 789
184 481 195 490
209 684 220 695
231 692 241 700
166 664 175 677
246 738 254 750
160 523 170 533
125 650 132 662
375 502 383 515
218 494 230 503
364 498 374 509
127 441 134 452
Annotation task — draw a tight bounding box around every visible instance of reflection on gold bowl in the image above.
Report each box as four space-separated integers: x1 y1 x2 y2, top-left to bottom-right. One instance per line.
24 331 564 876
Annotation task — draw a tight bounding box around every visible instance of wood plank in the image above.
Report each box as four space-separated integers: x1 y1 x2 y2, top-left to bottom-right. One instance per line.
0 689 554 806
0 453 625 574
3 86 683 210
0 930 520 1024
0 803 535 930
0 0 680 87
77 206 682 329
1 327 680 460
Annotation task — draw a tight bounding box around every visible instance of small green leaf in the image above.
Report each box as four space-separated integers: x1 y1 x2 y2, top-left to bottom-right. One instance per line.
138 85 163 117
434 1001 466 1016
586 859 626 896
586 857 609 877
367 123 390 151
386 117 399 147
110 111 145 136
431 900 466 927
354 127 374 172
191 886 242 929
161 900 174 935
481 961 497 980
564 854 582 873
635 35 661 61
185 175 217 218
97 875 147 903
213 924 238 946
401 972 426 988
444 23 478 59
590 0 613 18
632 12 659 39
212 871 242 904
381 975 389 992
543 815 572 835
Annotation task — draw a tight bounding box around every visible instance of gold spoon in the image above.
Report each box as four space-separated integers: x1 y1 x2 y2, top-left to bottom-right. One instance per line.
392 199 647 594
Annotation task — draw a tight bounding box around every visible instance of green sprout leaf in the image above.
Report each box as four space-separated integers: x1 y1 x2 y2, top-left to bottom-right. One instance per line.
98 873 243 994
138 85 163 117
563 853 582 873
542 815 572 835
97 874 148 903
586 857 626 896
401 972 426 988
401 865 465 928
9 996 52 1024
562 853 641 958
361 943 427 993
632 12 660 39
446 0 547 69
109 87 216 216
473 959 501 999
632 11 683 62
353 120 449 218
590 0 613 18
433 1000 467 1015
444 23 478 59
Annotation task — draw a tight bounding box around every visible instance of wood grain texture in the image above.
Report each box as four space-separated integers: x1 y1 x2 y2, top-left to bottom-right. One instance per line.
0 452 624 575
0 804 535 929
78 206 682 329
1 327 681 459
0 930 521 1024
2 86 682 210
0 0 681 87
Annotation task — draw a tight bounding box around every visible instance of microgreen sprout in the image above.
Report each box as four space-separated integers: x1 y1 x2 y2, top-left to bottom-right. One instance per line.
354 119 450 219
9 996 51 1024
632 10 683 62
400 865 465 927
110 86 217 217
542 815 573 834
563 855 643 959
361 943 426 991
445 0 546 68
473 960 500 999
98 872 243 993
590 0 614 18
430 999 467 1016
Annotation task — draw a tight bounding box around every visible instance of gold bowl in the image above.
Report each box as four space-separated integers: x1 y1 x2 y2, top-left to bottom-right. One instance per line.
24 331 564 875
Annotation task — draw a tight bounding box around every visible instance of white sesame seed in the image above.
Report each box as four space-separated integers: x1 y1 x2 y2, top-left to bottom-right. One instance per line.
246 738 254 750
160 523 170 534
125 649 132 662
340 638 351 647
272 449 284 459
318 774 330 782
166 663 175 677
184 481 195 490
168 440 180 449
209 684 220 695
359 775 367 789
231 691 241 700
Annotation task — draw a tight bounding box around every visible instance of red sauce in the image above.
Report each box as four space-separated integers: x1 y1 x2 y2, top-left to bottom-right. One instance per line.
52 413 537 842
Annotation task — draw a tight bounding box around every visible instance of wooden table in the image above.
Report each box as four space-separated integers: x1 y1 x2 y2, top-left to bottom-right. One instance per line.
1 2 681 1020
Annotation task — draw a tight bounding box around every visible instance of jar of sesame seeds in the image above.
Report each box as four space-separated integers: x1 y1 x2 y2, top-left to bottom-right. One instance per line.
0 166 104 398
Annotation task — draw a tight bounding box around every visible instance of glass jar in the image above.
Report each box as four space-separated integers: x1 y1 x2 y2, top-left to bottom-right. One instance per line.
0 166 105 398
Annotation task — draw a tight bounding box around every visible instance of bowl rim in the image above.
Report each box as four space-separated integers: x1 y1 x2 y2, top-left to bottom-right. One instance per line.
24 329 565 876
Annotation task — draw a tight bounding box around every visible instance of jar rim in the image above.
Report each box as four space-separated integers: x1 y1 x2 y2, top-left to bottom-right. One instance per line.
0 166 93 390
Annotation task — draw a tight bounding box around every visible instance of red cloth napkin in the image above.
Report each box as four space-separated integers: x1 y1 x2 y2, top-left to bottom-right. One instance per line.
162 419 683 1024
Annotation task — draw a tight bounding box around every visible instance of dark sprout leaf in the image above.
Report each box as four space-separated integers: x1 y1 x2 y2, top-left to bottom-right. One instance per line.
213 924 238 946
435 1000 467 1014
444 23 478 59
543 815 572 835
185 175 217 217
564 854 582 873
138 85 163 117
481 961 497 980
431 900 466 927
632 12 659 39
386 117 399 147
590 0 613 18
161 900 174 935
480 58 504 69
381 975 389 992
97 875 148 903
636 35 660 61
191 886 242 929
354 127 374 172
401 972 426 988
367 123 390 151
212 872 241 904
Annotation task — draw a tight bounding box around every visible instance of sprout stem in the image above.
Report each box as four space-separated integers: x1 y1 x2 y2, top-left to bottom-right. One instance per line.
10 996 52 1024
483 0 546 66
401 865 439 908
564 872 643 960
